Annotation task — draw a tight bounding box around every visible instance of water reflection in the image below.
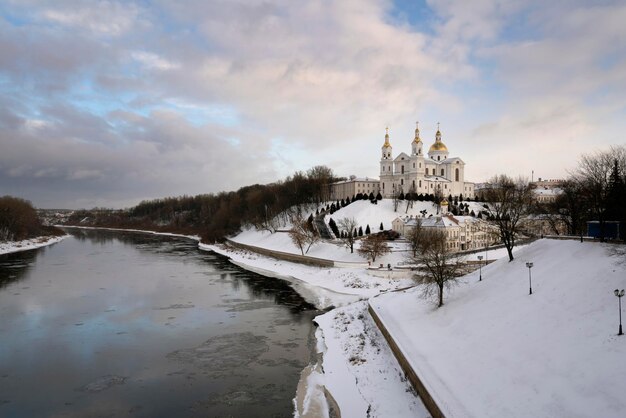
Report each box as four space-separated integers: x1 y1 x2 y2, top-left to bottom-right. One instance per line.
0 229 318 418
0 250 39 289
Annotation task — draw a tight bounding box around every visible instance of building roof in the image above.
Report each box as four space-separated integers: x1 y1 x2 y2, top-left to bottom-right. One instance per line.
332 177 380 185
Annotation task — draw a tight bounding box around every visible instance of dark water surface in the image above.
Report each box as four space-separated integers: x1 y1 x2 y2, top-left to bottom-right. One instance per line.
0 229 318 417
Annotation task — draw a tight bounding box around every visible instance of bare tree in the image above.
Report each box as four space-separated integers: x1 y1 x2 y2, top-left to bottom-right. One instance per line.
406 221 423 257
409 228 464 307
433 186 444 214
288 215 320 255
357 233 390 262
307 165 335 205
570 146 626 241
484 175 533 261
338 217 359 253
405 184 417 213
392 187 401 212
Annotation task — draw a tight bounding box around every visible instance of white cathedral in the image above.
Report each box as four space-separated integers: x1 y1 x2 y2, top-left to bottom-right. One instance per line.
379 123 475 199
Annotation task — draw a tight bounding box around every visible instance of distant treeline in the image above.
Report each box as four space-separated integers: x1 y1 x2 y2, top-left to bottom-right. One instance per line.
0 196 64 242
64 166 338 242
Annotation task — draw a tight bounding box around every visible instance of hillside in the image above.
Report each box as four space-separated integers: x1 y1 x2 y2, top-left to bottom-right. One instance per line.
370 239 626 418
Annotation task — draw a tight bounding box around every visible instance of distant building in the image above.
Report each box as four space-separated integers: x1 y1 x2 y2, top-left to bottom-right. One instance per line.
379 123 475 199
530 178 565 204
531 178 566 188
330 176 380 200
533 187 562 204
392 213 498 252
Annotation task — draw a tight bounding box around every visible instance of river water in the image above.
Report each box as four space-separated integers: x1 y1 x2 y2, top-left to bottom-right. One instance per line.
0 229 319 418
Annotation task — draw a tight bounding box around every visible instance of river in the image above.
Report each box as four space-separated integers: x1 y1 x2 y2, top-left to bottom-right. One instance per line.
0 229 319 417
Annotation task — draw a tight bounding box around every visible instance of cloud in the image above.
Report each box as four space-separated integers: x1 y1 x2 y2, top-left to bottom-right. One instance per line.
0 0 625 208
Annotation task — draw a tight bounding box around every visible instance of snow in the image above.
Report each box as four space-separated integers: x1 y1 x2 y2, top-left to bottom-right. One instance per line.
324 199 439 231
58 225 201 241
201 243 415 309
314 301 430 418
370 239 626 418
0 235 68 255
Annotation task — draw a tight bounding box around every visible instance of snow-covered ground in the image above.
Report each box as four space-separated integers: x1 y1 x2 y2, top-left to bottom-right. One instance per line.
202 241 434 417
370 239 626 418
295 301 430 418
0 235 68 255
325 198 487 230
202 243 415 309
231 199 494 267
58 225 201 241
231 199 424 265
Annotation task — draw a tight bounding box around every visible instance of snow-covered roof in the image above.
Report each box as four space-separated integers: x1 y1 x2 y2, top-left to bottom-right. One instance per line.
533 187 562 196
332 177 380 185
394 152 411 161
395 214 462 228
440 157 464 164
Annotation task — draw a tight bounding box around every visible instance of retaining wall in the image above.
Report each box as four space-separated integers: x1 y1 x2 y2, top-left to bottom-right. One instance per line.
368 303 446 418
225 239 334 267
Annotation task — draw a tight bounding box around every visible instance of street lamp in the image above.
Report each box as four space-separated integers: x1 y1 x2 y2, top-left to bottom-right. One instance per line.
477 255 483 281
525 262 534 295
615 289 625 336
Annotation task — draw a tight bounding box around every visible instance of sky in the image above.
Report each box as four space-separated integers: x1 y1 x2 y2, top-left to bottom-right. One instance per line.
1 0 625 209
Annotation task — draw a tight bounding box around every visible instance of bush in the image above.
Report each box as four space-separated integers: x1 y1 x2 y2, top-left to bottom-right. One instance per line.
0 196 62 241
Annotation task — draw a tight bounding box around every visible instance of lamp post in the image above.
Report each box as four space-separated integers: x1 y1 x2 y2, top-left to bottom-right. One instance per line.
615 289 625 336
525 262 534 295
477 255 483 281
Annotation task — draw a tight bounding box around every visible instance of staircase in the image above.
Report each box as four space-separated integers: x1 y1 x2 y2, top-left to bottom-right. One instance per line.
314 216 334 240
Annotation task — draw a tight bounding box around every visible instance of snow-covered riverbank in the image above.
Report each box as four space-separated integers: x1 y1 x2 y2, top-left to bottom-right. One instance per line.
200 241 429 417
57 225 201 241
0 235 68 255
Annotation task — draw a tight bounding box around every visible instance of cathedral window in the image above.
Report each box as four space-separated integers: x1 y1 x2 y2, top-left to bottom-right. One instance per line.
455 168 460 181
401 179 404 185
419 180 422 187
401 165 404 174
437 156 440 161
413 163 415 168
425 168 428 175
441 169 444 176
419 163 421 168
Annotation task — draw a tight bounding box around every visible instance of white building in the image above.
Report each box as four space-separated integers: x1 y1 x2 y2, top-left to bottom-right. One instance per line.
379 124 475 199
330 176 381 201
392 212 499 252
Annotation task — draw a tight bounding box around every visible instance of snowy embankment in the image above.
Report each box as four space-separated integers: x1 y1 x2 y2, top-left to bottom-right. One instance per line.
58 225 201 241
371 239 626 418
305 301 430 418
202 242 414 309
200 242 425 417
0 235 68 255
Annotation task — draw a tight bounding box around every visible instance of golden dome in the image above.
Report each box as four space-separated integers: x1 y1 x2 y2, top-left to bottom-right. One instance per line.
428 140 448 152
413 121 421 144
383 126 391 147
441 199 449 206
428 126 448 153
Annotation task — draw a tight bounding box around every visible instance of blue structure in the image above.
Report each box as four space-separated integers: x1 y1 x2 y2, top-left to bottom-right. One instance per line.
587 221 621 239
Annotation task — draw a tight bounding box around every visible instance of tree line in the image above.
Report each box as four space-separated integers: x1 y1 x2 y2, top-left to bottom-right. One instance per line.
64 166 338 242
0 196 64 242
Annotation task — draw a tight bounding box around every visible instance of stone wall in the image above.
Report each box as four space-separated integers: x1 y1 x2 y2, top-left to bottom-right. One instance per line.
225 239 335 268
368 303 446 418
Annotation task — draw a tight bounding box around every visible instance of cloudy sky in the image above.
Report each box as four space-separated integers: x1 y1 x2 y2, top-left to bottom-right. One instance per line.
1 0 625 209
